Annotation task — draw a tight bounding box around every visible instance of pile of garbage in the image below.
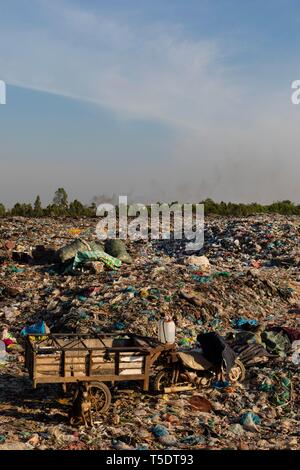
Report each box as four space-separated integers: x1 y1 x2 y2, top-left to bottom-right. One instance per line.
156 215 300 269
0 214 299 450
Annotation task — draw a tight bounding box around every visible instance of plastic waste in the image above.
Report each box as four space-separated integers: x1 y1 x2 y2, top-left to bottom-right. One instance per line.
180 435 205 445
290 340 300 365
261 330 291 356
212 380 229 389
240 412 261 431
0 340 8 365
0 214 299 450
1 328 17 350
73 250 121 270
185 255 211 272
151 424 169 438
158 316 176 344
21 321 50 337
4 306 18 323
233 318 259 329
114 322 125 331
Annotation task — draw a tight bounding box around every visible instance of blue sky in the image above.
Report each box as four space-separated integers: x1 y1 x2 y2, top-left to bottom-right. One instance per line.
0 0 300 206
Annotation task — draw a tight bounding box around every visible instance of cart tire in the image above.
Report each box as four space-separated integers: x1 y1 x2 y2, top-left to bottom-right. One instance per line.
154 370 174 392
88 382 111 415
228 359 246 383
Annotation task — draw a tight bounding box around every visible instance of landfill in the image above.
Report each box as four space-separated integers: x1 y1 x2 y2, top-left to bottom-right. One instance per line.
0 214 299 450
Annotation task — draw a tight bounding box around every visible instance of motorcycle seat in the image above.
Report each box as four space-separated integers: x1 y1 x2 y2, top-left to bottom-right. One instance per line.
177 349 213 370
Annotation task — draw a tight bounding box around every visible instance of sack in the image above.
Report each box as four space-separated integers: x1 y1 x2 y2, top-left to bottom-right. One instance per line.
57 239 104 263
105 239 132 264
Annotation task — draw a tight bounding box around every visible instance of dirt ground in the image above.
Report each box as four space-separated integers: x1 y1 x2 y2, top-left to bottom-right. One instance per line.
0 215 299 450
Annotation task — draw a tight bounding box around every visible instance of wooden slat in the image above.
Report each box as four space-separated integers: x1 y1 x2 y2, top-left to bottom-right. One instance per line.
91 362 142 371
119 360 143 364
91 363 117 370
35 373 146 384
64 371 86 377
65 358 86 364
119 352 144 357
36 365 60 372
36 356 60 365
119 363 143 369
91 357 114 364
36 370 60 376
65 364 86 371
119 369 143 375
90 369 115 375
64 351 88 358
90 356 142 364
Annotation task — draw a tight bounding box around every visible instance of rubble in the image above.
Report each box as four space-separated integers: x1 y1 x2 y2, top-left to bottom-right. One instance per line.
0 214 299 450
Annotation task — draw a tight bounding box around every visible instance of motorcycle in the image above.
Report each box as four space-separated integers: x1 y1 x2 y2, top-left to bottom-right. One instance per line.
154 346 245 393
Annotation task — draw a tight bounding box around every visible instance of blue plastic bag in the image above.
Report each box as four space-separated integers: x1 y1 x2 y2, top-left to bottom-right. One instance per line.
21 321 48 337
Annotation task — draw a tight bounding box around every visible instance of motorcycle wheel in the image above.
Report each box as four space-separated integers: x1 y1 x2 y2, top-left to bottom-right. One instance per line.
228 359 246 382
154 370 174 392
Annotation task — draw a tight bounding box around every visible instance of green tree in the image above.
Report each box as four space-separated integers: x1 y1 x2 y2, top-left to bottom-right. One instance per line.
53 188 68 209
69 199 85 217
34 195 43 217
11 203 33 217
87 202 97 217
11 203 22 216
0 203 5 217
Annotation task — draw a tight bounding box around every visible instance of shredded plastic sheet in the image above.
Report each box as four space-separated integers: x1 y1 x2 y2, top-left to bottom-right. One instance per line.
73 249 122 270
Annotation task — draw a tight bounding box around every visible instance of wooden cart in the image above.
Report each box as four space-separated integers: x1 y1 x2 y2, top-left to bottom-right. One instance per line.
25 332 174 414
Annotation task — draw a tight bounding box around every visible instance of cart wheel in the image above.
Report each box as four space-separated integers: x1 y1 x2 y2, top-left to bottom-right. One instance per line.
88 382 111 415
228 359 246 383
154 370 174 392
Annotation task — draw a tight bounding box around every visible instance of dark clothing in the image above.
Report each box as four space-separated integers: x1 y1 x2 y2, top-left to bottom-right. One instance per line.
197 332 237 378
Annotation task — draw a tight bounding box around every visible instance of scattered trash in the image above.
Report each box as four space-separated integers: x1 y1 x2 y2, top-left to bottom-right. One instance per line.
21 321 50 337
0 214 298 450
4 306 20 323
0 340 8 365
185 255 211 272
259 373 291 406
229 424 245 437
261 330 291 357
232 318 259 330
73 250 121 270
152 425 169 438
2 328 17 351
240 412 261 431
188 396 212 412
212 380 230 389
290 340 300 365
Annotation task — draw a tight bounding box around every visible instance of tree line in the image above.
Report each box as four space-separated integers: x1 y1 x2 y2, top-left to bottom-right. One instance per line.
0 188 96 218
0 189 299 217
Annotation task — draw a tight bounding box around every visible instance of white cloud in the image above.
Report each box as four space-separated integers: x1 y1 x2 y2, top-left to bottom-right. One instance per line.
0 0 242 130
